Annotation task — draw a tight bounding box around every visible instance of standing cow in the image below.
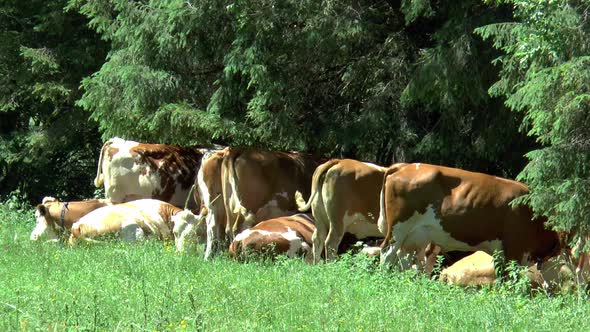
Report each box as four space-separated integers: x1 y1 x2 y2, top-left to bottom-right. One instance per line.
378 163 560 269
94 137 210 209
295 159 386 262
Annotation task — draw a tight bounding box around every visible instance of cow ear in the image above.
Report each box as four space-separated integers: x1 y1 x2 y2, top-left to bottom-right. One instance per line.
36 204 47 216
42 196 58 204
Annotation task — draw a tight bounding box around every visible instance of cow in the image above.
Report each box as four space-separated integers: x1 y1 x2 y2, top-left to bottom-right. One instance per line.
30 196 111 242
94 137 210 209
229 214 315 261
68 199 199 251
378 163 560 270
439 250 584 292
295 159 386 263
439 251 497 287
196 147 322 260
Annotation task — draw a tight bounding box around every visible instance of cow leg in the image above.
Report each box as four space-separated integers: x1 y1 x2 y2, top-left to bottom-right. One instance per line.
205 214 226 260
324 228 344 261
380 242 398 265
311 190 331 263
312 227 327 264
323 211 345 261
380 241 415 270
120 221 145 242
205 217 218 260
232 210 256 237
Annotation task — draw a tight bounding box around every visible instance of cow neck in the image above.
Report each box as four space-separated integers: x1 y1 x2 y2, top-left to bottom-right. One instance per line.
59 202 69 229
48 202 74 230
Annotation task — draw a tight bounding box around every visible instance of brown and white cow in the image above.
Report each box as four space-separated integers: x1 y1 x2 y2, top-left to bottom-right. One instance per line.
295 159 386 263
94 137 209 209
196 147 322 260
229 214 315 261
378 163 560 269
30 196 111 241
439 249 585 291
68 199 199 251
439 251 497 287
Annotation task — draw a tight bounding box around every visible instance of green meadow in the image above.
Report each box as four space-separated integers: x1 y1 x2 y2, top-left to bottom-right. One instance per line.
1 203 589 332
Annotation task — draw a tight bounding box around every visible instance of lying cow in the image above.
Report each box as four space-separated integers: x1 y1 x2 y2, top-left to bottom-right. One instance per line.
30 196 111 241
439 250 583 292
229 214 315 261
68 199 199 251
378 163 560 269
439 251 497 287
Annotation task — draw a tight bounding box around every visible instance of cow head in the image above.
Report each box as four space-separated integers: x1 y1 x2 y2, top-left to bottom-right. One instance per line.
172 208 205 252
30 200 60 242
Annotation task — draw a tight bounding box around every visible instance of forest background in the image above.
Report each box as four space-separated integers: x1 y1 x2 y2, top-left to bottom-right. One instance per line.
1 0 589 240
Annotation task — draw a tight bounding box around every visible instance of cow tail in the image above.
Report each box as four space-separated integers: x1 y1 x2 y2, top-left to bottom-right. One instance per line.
295 159 340 212
229 240 240 259
94 139 113 188
223 148 241 237
378 163 407 248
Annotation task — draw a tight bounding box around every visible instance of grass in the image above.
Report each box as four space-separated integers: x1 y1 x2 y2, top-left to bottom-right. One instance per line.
1 202 590 331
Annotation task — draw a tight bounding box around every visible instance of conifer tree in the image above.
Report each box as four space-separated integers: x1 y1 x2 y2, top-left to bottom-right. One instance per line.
477 0 590 240
0 0 107 201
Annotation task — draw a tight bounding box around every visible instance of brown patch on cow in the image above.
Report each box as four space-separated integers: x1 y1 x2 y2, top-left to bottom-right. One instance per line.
129 144 204 205
107 147 119 161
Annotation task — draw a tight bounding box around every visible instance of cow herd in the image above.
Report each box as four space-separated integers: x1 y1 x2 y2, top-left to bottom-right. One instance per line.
29 137 590 290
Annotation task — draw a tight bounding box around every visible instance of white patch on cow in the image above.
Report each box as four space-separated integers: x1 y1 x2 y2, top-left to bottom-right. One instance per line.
71 199 173 244
196 159 211 206
120 220 145 242
416 163 421 170
228 172 243 215
30 210 59 241
172 210 200 251
377 186 387 235
197 155 217 260
124 200 167 235
255 192 290 221
362 162 385 172
361 246 381 257
234 229 263 242
281 227 305 257
392 205 503 255
103 139 156 203
343 212 383 238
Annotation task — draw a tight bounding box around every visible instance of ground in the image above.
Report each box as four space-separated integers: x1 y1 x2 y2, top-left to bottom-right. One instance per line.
1 203 589 331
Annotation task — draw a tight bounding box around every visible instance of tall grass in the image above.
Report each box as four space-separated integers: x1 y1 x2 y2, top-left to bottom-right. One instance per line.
1 203 589 331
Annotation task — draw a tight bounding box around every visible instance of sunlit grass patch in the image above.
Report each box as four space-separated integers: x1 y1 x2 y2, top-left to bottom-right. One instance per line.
1 203 589 331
